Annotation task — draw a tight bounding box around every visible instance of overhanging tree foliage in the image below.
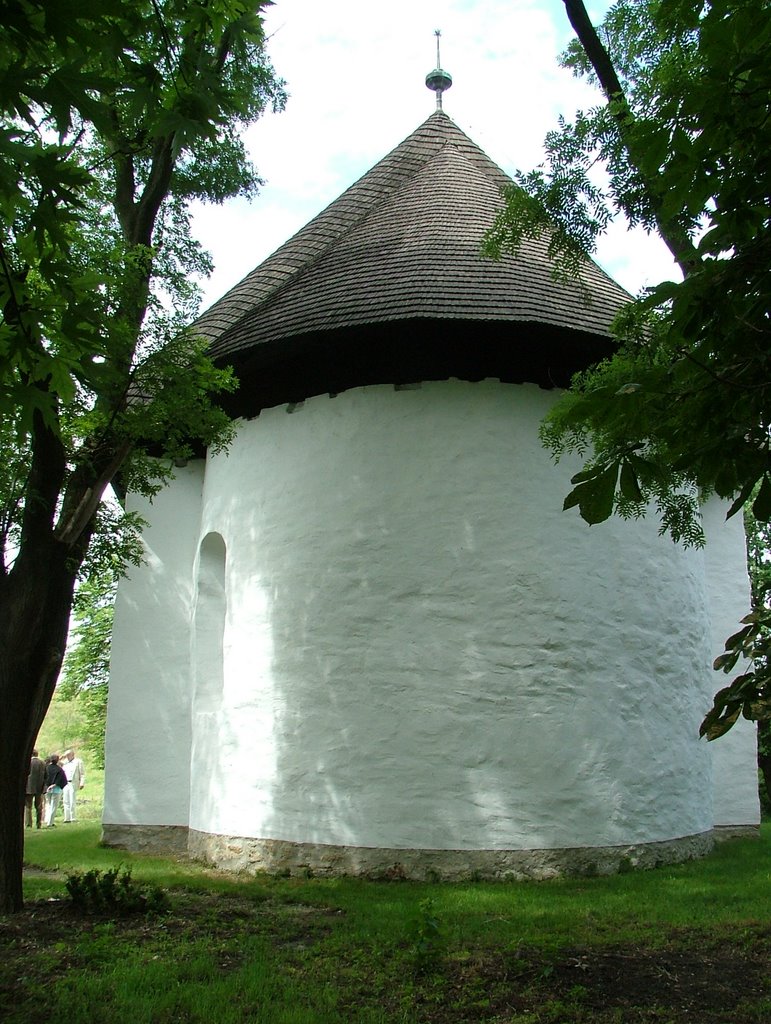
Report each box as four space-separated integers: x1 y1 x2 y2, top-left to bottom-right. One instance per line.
486 0 771 740
743 506 771 810
59 571 118 770
0 0 285 912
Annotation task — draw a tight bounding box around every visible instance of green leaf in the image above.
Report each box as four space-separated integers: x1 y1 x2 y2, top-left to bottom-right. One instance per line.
722 625 754 652
700 703 742 741
563 462 619 525
751 474 771 521
726 479 757 520
568 466 590 485
713 651 740 673
619 461 643 502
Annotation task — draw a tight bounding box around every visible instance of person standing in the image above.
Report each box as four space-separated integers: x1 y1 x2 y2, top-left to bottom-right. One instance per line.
61 748 86 823
44 754 68 827
25 749 46 829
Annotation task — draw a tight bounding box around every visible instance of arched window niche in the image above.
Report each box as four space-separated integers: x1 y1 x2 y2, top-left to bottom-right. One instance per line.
192 531 227 714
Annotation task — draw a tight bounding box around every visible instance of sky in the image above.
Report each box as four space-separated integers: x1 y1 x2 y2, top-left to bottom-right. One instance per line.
191 0 678 311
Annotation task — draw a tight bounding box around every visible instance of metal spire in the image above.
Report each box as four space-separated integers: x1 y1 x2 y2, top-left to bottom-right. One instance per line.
425 29 452 110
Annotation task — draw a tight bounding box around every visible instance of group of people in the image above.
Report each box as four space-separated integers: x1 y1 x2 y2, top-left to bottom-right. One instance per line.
24 748 86 829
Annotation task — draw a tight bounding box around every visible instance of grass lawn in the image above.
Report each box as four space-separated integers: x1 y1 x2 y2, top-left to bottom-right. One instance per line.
2 823 769 1023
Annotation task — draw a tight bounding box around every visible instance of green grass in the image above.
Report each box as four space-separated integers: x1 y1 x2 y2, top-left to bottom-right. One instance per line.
6 824 770 1024
23 694 770 1021
22 822 771 943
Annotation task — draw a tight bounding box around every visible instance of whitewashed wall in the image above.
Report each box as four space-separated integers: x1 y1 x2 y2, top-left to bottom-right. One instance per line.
105 379 759 853
103 462 204 827
189 380 715 850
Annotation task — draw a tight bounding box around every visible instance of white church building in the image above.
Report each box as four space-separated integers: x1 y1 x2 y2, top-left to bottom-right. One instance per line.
103 99 760 879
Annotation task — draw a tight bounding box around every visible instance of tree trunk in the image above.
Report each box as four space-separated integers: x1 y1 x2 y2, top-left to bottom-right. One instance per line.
759 720 771 812
0 539 81 913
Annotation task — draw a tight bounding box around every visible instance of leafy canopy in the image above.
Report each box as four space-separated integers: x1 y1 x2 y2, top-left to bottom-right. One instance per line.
0 0 286 569
0 0 288 915
486 0 771 733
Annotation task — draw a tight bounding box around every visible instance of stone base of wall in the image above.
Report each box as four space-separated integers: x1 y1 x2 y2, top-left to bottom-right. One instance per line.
713 824 760 842
101 823 190 857
183 829 715 881
101 825 723 880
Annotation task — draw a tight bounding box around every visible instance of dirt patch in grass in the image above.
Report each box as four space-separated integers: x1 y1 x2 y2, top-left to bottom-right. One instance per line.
1 893 769 1023
408 934 771 1022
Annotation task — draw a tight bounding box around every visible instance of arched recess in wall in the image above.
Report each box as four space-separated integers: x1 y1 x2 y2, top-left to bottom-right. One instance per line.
193 532 227 713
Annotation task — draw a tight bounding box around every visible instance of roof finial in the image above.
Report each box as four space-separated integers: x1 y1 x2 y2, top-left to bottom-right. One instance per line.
425 29 452 111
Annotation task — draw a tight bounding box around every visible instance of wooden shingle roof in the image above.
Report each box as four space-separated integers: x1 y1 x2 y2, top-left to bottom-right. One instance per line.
196 111 630 416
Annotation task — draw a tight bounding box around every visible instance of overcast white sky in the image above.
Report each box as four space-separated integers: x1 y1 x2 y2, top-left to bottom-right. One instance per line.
191 0 678 310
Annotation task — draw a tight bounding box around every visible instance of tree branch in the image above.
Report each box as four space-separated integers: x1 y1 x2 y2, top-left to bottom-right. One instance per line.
562 0 700 277
55 437 134 547
563 0 626 100
18 405 66 551
132 133 175 248
106 108 139 239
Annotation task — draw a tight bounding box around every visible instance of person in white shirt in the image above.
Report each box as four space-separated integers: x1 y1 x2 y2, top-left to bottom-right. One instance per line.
61 748 86 823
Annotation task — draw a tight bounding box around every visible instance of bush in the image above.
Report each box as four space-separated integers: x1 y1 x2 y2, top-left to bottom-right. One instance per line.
65 866 169 916
411 897 444 974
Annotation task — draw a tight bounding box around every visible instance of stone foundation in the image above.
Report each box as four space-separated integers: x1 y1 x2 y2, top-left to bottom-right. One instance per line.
712 824 760 842
186 830 715 880
101 824 725 880
101 823 190 857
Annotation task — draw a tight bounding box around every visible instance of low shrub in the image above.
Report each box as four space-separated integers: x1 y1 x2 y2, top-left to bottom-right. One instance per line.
411 896 444 974
65 866 169 917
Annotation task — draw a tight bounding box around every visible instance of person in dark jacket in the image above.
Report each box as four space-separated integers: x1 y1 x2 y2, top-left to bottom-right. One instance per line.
25 749 47 829
43 754 68 827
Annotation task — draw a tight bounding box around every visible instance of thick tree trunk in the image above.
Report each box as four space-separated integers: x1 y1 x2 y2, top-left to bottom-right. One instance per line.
0 396 106 912
0 539 81 913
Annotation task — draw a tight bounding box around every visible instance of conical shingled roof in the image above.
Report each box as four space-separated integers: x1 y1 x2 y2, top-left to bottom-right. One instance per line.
197 111 630 416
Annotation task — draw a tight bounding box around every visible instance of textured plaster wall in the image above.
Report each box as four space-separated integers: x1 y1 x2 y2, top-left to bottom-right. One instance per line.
701 501 760 826
188 380 716 852
103 462 204 828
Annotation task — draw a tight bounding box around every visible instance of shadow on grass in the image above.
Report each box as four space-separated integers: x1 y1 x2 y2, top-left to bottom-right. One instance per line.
9 824 769 1024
